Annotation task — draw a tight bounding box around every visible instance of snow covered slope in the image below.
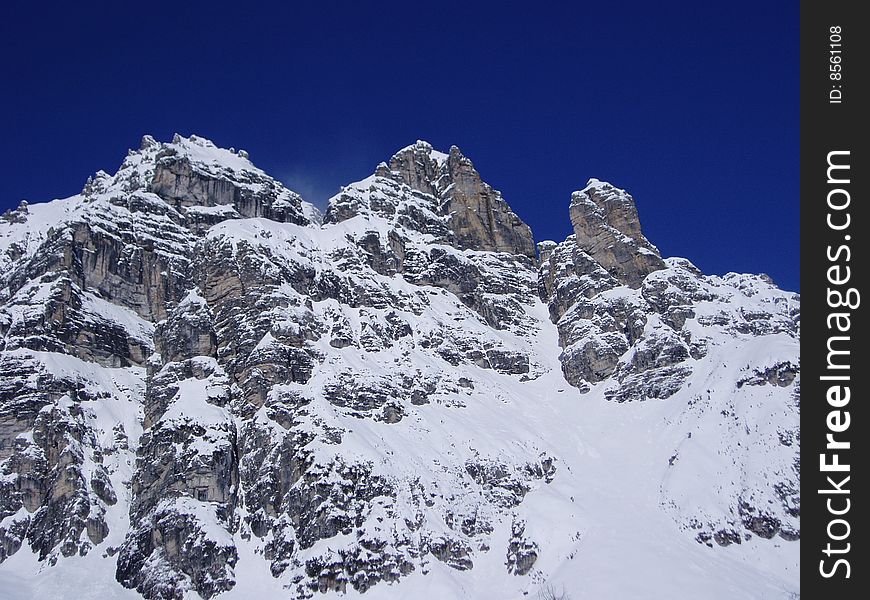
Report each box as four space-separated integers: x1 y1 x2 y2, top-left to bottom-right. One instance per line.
0 136 799 599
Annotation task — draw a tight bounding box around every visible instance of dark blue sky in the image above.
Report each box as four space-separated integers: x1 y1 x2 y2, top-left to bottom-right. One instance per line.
1 1 798 290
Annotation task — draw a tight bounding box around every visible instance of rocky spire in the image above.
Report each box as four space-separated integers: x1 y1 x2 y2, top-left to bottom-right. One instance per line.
569 179 665 287
391 141 536 257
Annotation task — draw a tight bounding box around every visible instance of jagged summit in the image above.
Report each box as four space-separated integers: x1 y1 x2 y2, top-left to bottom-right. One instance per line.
573 178 653 245
326 141 536 258
391 139 451 166
0 135 799 600
139 133 250 162
131 133 317 224
568 177 665 287
122 133 261 195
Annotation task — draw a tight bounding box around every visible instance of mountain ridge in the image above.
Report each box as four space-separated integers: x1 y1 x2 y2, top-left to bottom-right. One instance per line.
0 134 799 599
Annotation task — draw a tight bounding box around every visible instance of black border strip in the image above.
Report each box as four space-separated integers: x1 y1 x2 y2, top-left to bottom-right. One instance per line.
801 1 868 596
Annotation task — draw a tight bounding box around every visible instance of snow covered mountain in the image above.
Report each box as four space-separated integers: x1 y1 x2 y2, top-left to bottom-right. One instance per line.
0 135 799 599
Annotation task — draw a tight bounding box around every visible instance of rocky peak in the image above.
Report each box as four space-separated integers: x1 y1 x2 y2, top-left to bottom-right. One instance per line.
145 134 315 226
386 140 450 197
569 179 665 287
536 240 558 264
1 200 29 225
0 134 321 330
439 145 535 257
139 134 159 151
572 179 654 247
327 141 536 258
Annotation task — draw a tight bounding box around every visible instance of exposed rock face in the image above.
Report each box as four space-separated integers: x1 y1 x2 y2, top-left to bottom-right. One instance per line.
149 134 312 227
0 349 142 567
568 179 665 288
538 206 798 399
326 140 536 258
0 136 799 599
